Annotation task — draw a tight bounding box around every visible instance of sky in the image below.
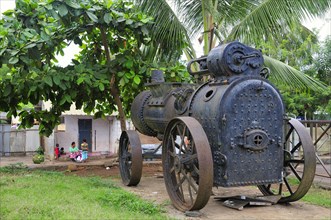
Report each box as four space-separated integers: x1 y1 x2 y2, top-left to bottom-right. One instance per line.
0 0 330 66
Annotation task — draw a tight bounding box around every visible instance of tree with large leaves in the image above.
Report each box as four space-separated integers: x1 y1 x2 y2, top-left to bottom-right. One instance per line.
132 0 330 91
0 0 155 135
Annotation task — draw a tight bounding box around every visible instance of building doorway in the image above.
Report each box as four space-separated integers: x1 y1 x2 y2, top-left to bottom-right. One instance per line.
78 119 92 152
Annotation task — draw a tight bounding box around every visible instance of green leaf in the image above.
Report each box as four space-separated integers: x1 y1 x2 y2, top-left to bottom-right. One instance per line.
117 17 125 22
84 77 92 85
3 85 11 96
23 31 34 38
0 49 6 56
124 60 133 68
65 94 72 103
125 19 133 25
25 43 36 49
119 78 125 87
104 13 112 24
40 31 50 41
2 9 14 16
58 4 68 17
45 76 53 87
99 83 105 91
29 86 37 93
141 26 148 35
77 77 84 85
53 76 61 85
59 97 66 105
10 50 19 56
65 0 81 9
74 64 85 73
141 18 151 23
86 11 98 22
133 75 141 85
106 0 113 9
8 57 19 64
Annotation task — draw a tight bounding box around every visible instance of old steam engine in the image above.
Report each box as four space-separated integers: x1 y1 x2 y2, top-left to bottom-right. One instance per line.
119 41 316 211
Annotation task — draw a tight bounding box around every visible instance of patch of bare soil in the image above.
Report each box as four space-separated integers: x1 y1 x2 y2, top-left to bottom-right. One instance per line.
64 162 331 220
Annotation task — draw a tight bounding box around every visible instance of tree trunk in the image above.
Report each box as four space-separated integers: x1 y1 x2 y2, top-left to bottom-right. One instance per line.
111 85 127 131
100 27 127 131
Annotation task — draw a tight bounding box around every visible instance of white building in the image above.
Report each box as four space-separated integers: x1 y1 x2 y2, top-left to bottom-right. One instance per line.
43 102 130 156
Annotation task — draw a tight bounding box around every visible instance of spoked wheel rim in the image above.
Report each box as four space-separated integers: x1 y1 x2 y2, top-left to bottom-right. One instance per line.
119 130 143 186
162 117 213 211
258 118 316 202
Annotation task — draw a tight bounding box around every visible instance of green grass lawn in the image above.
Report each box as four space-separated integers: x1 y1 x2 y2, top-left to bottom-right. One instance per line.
0 164 167 220
1 163 329 220
301 186 331 208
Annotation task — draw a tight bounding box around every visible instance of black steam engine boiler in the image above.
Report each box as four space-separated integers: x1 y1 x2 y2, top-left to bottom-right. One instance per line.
119 41 316 211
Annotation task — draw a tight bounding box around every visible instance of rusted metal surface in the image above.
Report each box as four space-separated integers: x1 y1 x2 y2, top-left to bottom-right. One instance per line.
162 117 213 211
258 119 316 202
119 130 143 186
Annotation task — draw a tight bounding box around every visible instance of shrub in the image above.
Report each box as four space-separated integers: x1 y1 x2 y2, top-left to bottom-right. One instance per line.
32 154 44 164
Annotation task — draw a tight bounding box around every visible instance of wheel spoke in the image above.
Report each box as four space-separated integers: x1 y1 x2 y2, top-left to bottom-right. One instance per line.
175 173 186 191
176 172 185 202
181 125 189 152
168 149 176 158
193 164 200 176
288 164 302 181
176 125 184 156
181 153 198 164
181 169 198 193
188 172 195 205
290 142 302 154
278 183 283 195
287 159 304 164
285 126 294 142
283 177 294 195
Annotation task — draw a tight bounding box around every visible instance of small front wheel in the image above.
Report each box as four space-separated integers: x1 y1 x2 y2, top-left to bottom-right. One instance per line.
119 130 143 186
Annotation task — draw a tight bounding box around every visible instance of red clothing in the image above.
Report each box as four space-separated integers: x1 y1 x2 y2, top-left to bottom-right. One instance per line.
55 147 60 158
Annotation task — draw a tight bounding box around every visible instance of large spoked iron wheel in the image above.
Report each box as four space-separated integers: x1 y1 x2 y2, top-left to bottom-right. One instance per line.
258 118 316 202
119 130 143 186
162 117 213 211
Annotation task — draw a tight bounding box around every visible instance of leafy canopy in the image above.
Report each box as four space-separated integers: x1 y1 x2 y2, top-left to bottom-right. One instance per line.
256 28 331 119
0 0 154 136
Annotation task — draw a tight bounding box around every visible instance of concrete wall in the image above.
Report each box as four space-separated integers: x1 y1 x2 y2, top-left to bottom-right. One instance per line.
25 126 40 152
3 126 40 156
10 130 26 154
0 124 11 156
56 116 79 151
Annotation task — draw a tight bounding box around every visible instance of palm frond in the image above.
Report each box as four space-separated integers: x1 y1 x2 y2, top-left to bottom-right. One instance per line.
172 0 204 38
133 0 193 57
264 55 327 92
226 0 331 43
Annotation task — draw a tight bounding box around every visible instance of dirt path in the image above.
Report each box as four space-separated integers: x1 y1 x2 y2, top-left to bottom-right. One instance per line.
66 163 331 220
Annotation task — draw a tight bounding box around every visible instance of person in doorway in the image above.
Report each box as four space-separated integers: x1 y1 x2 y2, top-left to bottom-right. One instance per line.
81 139 88 162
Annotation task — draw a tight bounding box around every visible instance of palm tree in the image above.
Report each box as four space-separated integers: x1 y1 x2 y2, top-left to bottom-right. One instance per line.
132 0 330 91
